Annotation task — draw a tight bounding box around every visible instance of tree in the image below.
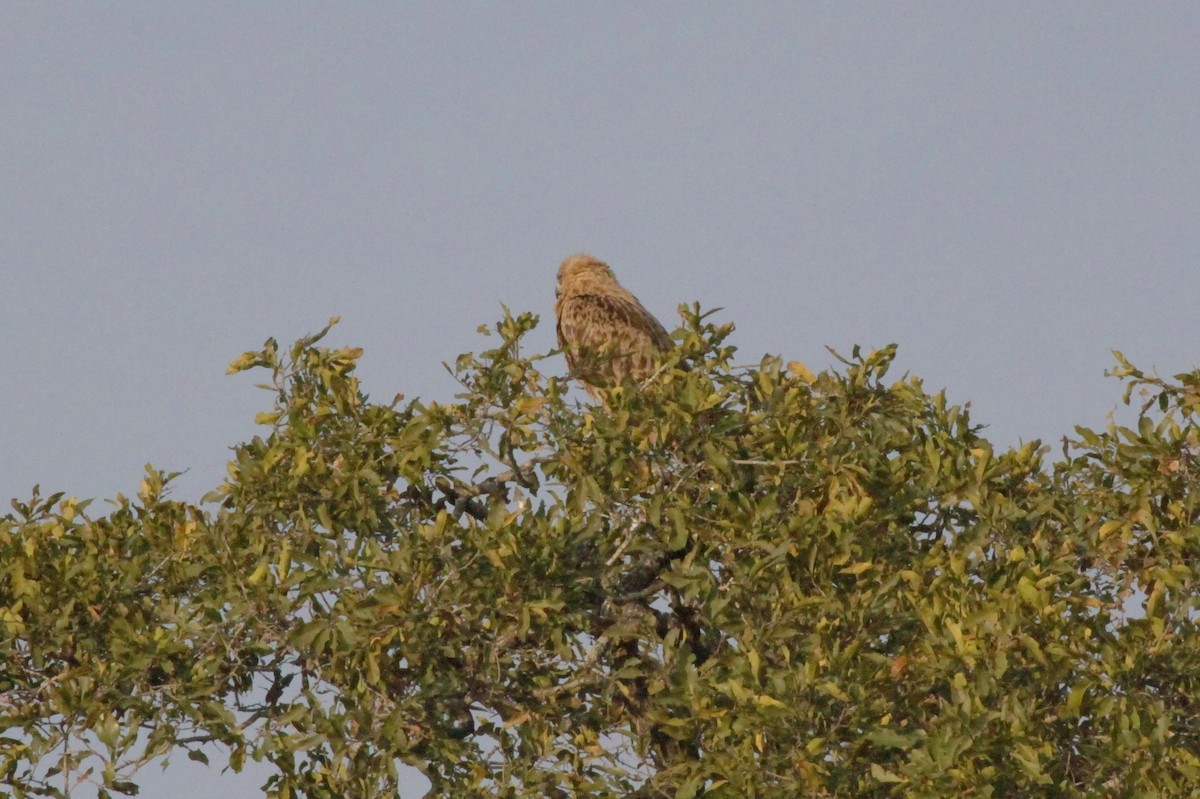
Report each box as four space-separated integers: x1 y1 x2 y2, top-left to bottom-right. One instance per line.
2 310 1199 798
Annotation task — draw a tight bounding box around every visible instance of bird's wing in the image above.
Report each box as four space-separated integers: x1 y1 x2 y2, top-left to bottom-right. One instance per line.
558 293 670 354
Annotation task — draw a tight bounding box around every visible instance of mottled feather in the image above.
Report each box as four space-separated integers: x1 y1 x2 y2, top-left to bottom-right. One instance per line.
555 254 671 399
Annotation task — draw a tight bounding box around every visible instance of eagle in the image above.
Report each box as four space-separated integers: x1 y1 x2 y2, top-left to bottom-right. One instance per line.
555 253 672 400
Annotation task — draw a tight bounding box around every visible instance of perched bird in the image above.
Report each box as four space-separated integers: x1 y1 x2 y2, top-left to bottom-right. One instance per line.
555 254 672 400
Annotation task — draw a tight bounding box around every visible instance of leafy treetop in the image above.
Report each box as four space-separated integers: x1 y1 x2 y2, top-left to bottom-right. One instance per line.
2 310 1199 798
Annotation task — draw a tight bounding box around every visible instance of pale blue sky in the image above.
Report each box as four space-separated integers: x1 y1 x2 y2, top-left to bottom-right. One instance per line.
3 5 1198 797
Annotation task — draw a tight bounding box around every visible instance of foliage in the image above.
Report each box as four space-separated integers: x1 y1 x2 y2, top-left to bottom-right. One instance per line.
3 310 1200 798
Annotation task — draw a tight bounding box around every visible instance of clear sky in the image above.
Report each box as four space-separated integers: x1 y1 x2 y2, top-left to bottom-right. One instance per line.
3 5 1198 797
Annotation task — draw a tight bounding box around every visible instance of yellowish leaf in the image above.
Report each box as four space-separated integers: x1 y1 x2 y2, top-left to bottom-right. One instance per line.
870 763 906 783
787 361 815 382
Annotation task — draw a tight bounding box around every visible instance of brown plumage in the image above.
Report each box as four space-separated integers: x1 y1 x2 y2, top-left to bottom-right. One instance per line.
555 253 672 400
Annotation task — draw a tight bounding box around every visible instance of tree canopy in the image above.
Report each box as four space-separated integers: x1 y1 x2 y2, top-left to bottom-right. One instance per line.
3 310 1199 798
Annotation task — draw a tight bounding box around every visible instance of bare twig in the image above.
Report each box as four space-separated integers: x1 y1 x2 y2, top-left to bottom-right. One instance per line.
638 359 676 391
605 510 646 566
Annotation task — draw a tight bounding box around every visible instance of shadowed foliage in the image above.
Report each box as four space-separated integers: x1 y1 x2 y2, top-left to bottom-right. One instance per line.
3 310 1199 798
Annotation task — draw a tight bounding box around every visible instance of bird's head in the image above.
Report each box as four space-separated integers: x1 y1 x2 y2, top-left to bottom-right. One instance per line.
556 253 619 299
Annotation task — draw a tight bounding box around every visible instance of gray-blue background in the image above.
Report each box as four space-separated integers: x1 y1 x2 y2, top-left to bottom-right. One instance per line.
3 5 1197 797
